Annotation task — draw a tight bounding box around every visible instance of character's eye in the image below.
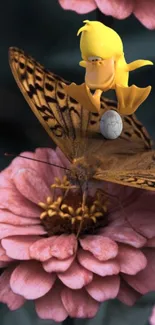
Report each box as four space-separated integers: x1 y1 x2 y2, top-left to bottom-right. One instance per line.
88 56 102 62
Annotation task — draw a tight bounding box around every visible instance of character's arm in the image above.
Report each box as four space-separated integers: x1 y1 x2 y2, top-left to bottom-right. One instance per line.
127 59 153 72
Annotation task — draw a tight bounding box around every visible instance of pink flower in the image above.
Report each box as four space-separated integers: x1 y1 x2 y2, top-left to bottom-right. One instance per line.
150 306 155 325
0 147 155 321
58 0 155 30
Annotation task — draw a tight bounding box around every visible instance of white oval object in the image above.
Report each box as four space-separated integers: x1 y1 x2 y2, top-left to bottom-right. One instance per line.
100 110 123 140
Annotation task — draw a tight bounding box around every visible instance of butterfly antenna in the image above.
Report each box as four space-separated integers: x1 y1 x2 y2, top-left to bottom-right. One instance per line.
4 152 70 171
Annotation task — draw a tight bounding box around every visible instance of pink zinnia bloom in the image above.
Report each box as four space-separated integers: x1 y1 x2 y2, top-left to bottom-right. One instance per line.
0 147 155 321
150 306 155 325
58 0 155 30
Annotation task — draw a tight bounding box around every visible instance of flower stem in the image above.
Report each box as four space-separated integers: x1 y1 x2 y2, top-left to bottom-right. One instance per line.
96 8 114 27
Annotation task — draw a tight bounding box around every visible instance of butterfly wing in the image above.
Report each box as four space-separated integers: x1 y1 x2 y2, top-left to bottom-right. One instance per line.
85 113 155 190
9 47 155 191
9 47 94 161
94 148 155 190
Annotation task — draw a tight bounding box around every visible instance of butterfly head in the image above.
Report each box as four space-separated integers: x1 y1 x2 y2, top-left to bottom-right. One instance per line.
66 157 99 187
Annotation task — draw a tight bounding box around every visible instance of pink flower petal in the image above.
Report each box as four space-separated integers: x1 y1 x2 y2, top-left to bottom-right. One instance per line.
0 266 25 310
56 148 70 170
78 249 120 276
29 236 58 261
58 260 93 289
101 224 146 248
35 148 66 187
0 210 40 225
35 283 68 322
2 236 40 260
30 234 77 262
80 235 118 261
50 234 77 259
10 261 56 299
0 261 12 268
0 223 46 239
117 244 147 275
145 237 155 247
127 210 155 239
12 168 52 204
0 188 41 218
58 0 97 14
43 255 75 272
10 151 35 171
0 169 14 191
123 248 155 294
117 280 141 306
96 0 134 19
150 306 155 325
61 287 99 318
134 0 155 30
0 243 13 261
47 148 67 180
86 274 120 302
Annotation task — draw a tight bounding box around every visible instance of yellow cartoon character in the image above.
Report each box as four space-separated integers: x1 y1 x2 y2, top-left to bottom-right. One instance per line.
64 20 153 115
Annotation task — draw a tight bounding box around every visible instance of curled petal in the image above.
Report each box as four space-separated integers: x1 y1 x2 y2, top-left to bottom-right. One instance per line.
56 148 70 169
0 167 15 191
35 148 57 187
29 236 58 262
12 168 52 204
10 261 56 299
0 243 13 262
134 0 155 30
0 210 40 226
36 148 67 187
58 260 93 289
0 266 25 310
30 235 77 261
86 274 120 302
117 280 141 306
96 0 134 18
50 234 77 259
0 188 41 218
101 224 146 248
127 210 155 239
43 255 75 273
80 235 118 261
58 0 97 14
11 151 35 171
35 283 68 322
2 236 40 260
123 248 155 294
0 223 46 239
78 249 120 276
61 287 99 318
117 244 147 275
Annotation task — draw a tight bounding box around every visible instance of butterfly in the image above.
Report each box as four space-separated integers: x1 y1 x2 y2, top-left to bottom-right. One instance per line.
9 47 155 193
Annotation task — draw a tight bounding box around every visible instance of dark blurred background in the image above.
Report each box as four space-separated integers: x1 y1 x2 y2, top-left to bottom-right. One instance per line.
0 1 155 324
0 0 155 170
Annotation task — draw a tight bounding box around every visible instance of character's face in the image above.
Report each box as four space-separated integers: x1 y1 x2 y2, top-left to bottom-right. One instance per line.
84 57 115 91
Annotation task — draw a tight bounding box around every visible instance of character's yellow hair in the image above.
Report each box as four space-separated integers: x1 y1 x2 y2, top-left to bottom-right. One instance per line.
77 20 124 61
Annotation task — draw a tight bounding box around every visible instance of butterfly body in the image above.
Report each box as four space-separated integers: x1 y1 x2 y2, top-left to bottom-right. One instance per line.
9 47 155 192
67 156 100 186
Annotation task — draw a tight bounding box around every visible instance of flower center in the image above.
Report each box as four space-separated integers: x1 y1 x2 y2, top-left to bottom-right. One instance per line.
38 176 108 237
